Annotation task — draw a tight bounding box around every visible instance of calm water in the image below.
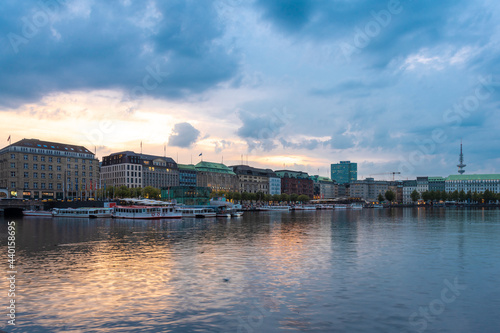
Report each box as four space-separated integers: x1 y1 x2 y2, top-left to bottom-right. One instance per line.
1 208 500 332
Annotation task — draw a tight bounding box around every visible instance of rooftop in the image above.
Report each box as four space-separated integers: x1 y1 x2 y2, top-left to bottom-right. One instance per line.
195 161 236 175
178 164 197 171
446 174 500 181
6 138 94 154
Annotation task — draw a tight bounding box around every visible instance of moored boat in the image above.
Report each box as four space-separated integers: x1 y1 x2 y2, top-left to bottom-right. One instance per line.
293 205 316 210
23 210 52 217
52 207 113 218
267 205 291 211
230 210 244 217
113 204 181 219
350 203 364 210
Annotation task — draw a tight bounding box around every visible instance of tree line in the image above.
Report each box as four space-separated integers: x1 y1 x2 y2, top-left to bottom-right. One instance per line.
210 190 310 203
95 186 161 200
377 189 500 204
409 189 500 203
95 187 311 203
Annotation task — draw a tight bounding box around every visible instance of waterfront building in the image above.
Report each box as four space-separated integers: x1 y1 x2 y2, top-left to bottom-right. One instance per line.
161 186 211 205
445 174 500 193
230 165 280 194
386 180 404 203
195 161 238 192
178 164 197 187
402 180 417 204
0 138 99 199
331 161 357 184
350 178 389 201
337 184 349 198
269 175 281 195
274 170 314 198
310 175 337 199
428 177 445 192
101 151 178 189
416 177 429 194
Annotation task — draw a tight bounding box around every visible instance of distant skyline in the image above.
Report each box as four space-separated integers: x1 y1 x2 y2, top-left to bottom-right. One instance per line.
1 0 499 179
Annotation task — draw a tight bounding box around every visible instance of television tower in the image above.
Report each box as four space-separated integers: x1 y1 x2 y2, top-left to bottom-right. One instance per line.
457 140 466 174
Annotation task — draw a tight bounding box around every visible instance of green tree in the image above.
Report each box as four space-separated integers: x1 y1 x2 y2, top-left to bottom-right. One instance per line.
466 190 472 202
297 194 310 203
129 187 143 198
472 191 481 203
241 192 250 201
377 193 385 203
256 191 265 201
233 192 242 202
459 189 466 202
384 190 395 203
143 186 160 199
115 185 130 198
450 190 459 201
225 192 234 201
483 189 495 203
410 190 420 203
290 193 298 202
104 185 115 199
421 191 431 202
440 190 448 201
280 193 290 202
272 194 281 202
264 194 272 202
248 193 257 202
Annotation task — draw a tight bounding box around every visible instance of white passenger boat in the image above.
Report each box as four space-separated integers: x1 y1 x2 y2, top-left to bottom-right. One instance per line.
113 204 182 219
293 205 316 210
334 204 348 209
23 210 52 217
267 205 291 211
230 210 244 217
350 203 364 210
177 207 216 218
52 207 113 218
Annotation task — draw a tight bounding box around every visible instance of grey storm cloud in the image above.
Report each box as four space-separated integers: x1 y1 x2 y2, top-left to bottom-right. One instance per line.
255 0 480 68
0 0 240 107
236 110 289 151
168 122 200 148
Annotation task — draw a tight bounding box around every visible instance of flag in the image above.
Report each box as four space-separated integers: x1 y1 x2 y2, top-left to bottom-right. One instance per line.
199 153 202 156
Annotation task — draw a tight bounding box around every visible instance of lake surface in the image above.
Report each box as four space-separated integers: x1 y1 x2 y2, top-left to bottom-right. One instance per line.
1 208 500 332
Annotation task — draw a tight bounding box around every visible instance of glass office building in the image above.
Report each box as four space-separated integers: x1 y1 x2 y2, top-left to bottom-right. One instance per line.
331 161 357 184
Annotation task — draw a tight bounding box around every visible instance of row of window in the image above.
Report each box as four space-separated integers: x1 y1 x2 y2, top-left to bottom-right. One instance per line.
11 163 93 171
11 182 61 190
10 154 92 164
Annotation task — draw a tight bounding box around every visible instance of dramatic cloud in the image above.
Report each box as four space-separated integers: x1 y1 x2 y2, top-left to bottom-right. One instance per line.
168 122 200 148
1 0 500 177
0 0 240 107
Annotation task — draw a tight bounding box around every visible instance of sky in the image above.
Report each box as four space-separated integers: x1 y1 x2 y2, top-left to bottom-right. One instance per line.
1 0 499 180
